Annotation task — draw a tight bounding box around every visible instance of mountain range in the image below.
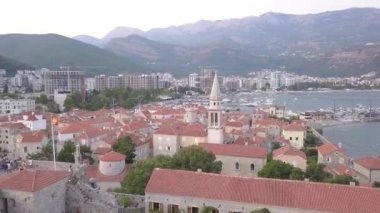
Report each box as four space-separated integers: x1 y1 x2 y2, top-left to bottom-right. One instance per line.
0 8 379 77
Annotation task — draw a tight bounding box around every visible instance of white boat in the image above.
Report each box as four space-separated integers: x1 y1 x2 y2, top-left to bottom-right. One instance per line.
241 102 257 107
222 98 232 103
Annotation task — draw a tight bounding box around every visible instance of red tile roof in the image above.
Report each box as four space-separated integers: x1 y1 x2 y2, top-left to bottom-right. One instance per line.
100 151 125 162
354 156 380 170
20 131 47 143
0 122 27 129
0 170 69 192
93 147 111 155
146 169 380 213
200 143 267 159
273 146 307 160
85 165 128 182
318 143 349 156
282 123 305 131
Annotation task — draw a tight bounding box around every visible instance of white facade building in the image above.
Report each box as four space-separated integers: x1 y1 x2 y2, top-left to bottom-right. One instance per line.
99 151 126 176
188 73 200 88
0 99 35 115
270 71 284 89
85 78 95 91
207 73 224 144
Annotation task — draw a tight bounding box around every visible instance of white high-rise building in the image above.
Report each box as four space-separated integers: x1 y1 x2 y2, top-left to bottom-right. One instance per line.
270 71 284 89
207 73 224 144
188 73 200 88
0 99 35 115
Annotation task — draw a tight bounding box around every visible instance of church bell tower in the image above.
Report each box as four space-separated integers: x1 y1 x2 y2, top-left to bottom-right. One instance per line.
207 73 224 144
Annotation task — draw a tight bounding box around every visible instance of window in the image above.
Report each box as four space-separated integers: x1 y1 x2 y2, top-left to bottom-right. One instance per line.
37 146 40 150
235 162 240 170
109 163 112 167
327 157 331 163
295 137 298 141
250 163 255 171
167 146 171 151
215 113 218 124
24 147 27 153
289 137 292 140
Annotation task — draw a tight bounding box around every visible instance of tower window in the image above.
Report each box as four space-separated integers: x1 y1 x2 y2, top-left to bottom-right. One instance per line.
250 163 255 171
215 113 218 124
235 162 240 170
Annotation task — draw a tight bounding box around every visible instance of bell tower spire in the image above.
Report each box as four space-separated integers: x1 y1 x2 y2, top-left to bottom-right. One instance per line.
207 72 223 144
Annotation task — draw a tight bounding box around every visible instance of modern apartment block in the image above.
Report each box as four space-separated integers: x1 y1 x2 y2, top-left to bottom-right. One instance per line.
43 70 85 99
0 98 35 115
93 74 161 91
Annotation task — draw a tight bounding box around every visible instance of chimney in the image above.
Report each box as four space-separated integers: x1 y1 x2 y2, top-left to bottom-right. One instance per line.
338 142 342 148
197 168 202 173
349 181 356 186
304 178 309 182
244 141 248 146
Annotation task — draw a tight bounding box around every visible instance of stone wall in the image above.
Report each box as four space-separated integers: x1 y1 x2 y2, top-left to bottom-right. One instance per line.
30 160 74 171
145 193 323 213
66 182 145 213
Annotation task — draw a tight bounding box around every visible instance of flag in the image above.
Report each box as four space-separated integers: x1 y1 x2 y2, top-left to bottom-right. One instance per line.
52 115 59 125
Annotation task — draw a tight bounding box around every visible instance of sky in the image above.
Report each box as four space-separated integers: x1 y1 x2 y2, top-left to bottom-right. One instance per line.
1 0 379 38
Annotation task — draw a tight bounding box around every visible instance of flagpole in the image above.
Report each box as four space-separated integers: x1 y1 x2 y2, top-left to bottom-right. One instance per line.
51 115 57 171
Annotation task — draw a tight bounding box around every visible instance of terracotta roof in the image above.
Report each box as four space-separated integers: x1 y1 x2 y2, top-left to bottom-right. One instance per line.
282 123 305 132
100 151 126 162
318 143 349 156
20 131 47 143
0 122 27 129
200 143 267 158
225 121 244 128
0 170 69 192
85 165 128 182
273 146 307 160
146 169 380 213
93 147 111 155
354 156 380 170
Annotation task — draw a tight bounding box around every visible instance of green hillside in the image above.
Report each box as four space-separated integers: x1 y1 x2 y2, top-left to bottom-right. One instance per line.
0 34 149 76
0 55 33 75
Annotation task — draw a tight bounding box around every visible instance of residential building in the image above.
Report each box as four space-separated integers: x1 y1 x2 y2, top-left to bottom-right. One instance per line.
317 143 351 167
281 123 305 149
16 130 48 159
85 78 95 91
273 146 307 171
207 73 223 144
353 156 380 183
153 124 207 156
200 143 267 176
188 73 200 88
43 70 85 100
200 68 217 92
0 98 35 115
0 170 69 213
270 71 284 89
145 169 380 213
94 74 108 91
17 113 47 131
0 123 29 154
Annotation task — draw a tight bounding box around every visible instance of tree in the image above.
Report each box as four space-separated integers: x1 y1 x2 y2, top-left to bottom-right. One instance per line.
57 141 76 163
36 94 48 105
64 92 83 111
251 208 271 213
258 160 303 180
171 145 222 173
271 141 281 151
27 143 54 160
290 168 304 180
331 175 357 185
201 206 217 213
121 155 173 195
121 146 222 195
373 181 380 188
113 136 136 164
305 162 331 182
